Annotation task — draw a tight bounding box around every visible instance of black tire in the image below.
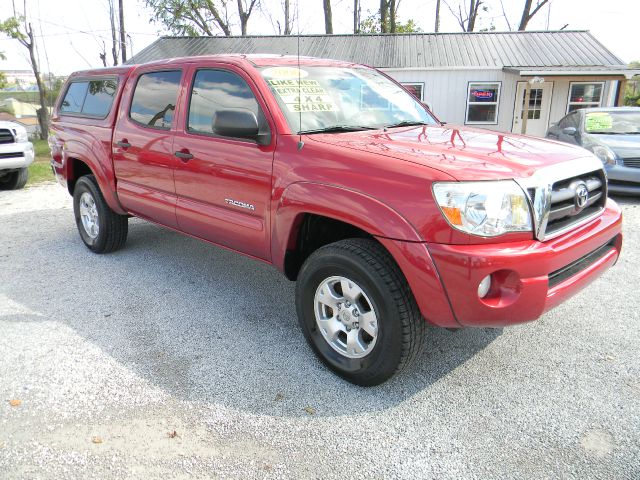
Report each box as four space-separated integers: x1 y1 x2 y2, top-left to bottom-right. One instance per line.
0 167 28 190
73 175 128 253
295 238 425 386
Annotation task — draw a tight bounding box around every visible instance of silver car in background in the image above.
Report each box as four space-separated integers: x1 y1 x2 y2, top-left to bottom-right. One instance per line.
546 107 640 195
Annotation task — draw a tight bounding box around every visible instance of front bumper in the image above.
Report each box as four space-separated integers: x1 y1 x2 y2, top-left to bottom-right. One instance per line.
0 141 34 170
606 165 640 195
426 199 622 327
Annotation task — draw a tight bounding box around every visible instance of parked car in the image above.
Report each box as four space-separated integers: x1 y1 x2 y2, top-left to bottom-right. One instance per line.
0 121 34 190
49 56 622 385
546 107 640 195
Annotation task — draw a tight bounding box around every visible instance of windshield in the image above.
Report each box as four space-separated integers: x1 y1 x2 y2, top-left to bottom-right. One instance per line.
259 65 437 133
584 111 640 134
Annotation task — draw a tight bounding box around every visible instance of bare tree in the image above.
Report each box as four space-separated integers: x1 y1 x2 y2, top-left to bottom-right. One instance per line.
0 1 48 139
353 0 361 34
498 0 512 30
109 0 119 65
518 0 549 31
283 0 291 35
435 0 441 32
444 0 483 32
323 0 333 34
118 0 126 62
237 0 259 36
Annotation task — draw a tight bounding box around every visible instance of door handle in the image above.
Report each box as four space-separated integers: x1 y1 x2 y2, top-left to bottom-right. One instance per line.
174 150 194 161
116 140 131 148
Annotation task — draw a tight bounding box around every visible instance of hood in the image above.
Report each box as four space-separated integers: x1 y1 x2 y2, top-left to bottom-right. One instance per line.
0 120 22 130
309 124 595 181
585 133 640 159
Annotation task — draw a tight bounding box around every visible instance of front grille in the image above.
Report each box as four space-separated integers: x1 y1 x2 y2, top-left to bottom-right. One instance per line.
548 236 618 288
0 129 14 144
622 157 640 168
0 152 24 159
544 169 606 238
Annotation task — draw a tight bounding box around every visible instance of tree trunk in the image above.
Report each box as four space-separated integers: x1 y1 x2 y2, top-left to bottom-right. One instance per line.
353 0 360 34
518 0 549 31
467 0 479 32
323 0 333 34
435 0 441 32
389 0 396 33
284 0 291 35
380 0 388 33
26 23 48 140
118 0 126 63
109 0 118 65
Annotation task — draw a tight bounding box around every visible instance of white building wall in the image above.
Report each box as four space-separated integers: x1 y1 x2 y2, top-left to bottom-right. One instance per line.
383 68 619 134
382 68 518 133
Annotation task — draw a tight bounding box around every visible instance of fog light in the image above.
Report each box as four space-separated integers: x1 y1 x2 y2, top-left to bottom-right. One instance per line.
478 274 492 298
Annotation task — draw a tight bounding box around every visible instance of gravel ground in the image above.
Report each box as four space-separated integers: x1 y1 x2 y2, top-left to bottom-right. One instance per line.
1 182 639 479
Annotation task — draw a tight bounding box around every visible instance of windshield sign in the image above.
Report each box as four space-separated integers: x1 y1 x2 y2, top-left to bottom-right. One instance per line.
260 66 437 133
585 111 640 134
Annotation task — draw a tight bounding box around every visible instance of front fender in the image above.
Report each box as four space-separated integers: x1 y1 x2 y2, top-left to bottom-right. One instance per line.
271 182 458 327
272 181 422 267
63 137 126 215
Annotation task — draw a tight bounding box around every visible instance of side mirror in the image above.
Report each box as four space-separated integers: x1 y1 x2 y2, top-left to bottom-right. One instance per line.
213 109 269 145
562 126 577 136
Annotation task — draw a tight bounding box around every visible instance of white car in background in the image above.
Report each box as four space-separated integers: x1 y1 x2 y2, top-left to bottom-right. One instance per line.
0 121 35 190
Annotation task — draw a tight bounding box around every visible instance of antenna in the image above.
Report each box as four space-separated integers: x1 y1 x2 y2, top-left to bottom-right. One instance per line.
296 0 304 151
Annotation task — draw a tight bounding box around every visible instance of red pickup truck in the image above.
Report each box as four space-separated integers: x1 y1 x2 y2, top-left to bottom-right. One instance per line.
50 55 622 385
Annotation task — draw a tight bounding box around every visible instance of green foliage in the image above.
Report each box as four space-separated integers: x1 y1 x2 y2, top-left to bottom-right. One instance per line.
359 11 421 34
0 72 7 90
0 16 27 43
144 0 231 36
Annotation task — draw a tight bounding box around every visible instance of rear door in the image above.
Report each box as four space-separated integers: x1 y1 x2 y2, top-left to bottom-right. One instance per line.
112 68 184 228
172 63 276 260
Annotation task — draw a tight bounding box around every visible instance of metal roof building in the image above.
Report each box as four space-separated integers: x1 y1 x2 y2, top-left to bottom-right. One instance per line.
129 31 638 136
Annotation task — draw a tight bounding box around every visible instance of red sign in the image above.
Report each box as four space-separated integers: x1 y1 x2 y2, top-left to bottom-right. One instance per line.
472 90 494 99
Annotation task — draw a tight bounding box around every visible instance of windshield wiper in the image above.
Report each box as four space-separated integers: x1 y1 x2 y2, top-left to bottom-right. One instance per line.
298 125 377 134
384 120 431 129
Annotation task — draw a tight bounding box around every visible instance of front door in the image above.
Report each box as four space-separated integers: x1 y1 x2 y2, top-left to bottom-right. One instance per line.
172 65 275 261
512 81 554 137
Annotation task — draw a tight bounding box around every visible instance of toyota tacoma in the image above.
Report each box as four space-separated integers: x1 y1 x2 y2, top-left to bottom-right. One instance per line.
49 56 623 385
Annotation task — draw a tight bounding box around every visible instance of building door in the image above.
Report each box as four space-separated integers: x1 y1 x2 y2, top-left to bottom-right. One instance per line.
512 81 554 137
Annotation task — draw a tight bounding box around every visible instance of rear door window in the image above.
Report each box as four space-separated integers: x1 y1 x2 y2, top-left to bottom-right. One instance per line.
129 70 182 129
60 79 118 117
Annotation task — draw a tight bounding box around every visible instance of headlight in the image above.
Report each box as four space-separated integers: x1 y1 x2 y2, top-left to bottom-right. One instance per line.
433 181 532 237
589 145 617 166
14 127 28 143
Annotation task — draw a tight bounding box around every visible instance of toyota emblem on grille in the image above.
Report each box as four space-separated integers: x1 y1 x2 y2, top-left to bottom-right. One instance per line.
575 183 589 210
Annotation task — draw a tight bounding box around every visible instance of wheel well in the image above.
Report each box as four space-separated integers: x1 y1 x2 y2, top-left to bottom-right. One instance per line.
283 214 373 280
67 158 92 195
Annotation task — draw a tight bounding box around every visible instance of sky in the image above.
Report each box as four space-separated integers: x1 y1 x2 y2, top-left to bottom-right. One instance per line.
0 0 638 76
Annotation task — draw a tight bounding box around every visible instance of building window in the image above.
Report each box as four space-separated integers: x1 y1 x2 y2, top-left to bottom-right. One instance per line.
402 83 424 101
567 82 604 113
466 82 500 124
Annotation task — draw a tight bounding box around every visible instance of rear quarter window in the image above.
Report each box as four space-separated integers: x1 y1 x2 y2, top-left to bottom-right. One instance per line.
59 78 118 118
129 70 182 129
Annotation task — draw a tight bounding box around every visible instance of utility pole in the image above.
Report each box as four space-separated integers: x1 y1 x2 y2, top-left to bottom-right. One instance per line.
119 0 126 63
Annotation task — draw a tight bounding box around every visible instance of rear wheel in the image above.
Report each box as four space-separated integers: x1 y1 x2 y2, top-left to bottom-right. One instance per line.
73 175 128 253
296 238 425 386
0 168 28 190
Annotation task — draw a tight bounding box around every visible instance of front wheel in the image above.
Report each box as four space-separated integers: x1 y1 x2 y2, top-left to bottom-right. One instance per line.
0 167 28 190
295 239 425 386
73 175 128 253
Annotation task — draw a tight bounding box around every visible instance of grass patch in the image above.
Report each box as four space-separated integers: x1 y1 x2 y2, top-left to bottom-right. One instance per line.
27 139 54 185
